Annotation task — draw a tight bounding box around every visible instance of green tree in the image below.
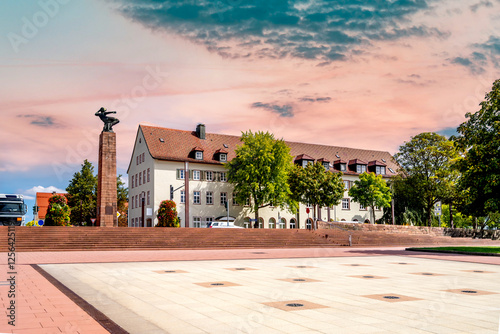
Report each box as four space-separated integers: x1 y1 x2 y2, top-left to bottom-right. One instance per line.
156 200 180 227
227 131 296 228
117 175 129 227
394 132 459 228
349 172 392 224
44 194 71 226
66 159 97 226
389 174 426 225
288 162 344 229
454 78 500 219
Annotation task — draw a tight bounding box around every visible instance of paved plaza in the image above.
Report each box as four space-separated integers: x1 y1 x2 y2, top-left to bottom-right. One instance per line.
1 247 500 333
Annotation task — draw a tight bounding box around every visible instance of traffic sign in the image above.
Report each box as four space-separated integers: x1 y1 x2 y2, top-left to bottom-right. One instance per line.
38 220 44 226
306 208 310 214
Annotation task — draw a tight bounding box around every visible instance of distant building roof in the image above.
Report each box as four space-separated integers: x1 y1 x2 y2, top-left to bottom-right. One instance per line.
132 125 398 176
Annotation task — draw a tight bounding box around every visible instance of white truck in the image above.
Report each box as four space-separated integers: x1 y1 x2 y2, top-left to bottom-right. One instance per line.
0 194 27 226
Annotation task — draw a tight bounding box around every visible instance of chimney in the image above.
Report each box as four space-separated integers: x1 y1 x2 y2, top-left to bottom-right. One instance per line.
196 123 206 140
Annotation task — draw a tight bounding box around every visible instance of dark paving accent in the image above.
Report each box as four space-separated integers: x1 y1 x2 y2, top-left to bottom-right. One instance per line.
349 275 388 279
225 267 257 271
461 270 496 273
362 293 422 303
278 278 322 283
444 289 497 296
341 264 370 267
153 270 188 274
410 272 446 276
263 300 328 311
31 264 129 334
194 281 241 288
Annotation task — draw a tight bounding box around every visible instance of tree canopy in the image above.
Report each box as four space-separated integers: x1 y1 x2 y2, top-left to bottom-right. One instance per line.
288 161 344 228
226 131 296 227
349 172 392 224
44 194 71 226
66 159 97 226
454 78 500 217
394 132 459 227
156 200 180 227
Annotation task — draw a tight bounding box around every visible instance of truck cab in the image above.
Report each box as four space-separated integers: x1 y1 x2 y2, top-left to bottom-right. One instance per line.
0 194 27 226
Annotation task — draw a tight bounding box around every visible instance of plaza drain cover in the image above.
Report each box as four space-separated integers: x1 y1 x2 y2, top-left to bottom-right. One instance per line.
286 303 304 307
422 273 433 275
363 276 375 278
383 296 400 300
473 270 484 273
398 263 407 265
297 266 307 268
293 279 306 282
252 252 266 254
235 268 246 270
211 283 224 286
461 290 477 294
351 264 360 266
164 271 176 273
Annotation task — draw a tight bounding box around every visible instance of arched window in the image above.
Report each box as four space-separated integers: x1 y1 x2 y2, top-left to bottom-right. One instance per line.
258 217 264 229
290 218 297 229
279 218 286 229
243 217 250 229
306 218 313 230
268 217 276 229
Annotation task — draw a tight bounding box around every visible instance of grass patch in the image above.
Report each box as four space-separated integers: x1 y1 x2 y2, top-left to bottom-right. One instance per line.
408 246 500 255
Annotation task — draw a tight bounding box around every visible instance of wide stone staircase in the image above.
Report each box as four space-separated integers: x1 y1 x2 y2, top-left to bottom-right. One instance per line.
0 226 497 252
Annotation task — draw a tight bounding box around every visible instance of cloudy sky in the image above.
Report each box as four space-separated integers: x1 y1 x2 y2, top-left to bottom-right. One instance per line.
1 0 499 220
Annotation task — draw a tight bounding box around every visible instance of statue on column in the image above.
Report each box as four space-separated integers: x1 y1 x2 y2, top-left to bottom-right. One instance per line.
95 107 120 132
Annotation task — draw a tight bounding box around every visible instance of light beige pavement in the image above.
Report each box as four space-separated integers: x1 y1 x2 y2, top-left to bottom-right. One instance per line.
1 247 500 334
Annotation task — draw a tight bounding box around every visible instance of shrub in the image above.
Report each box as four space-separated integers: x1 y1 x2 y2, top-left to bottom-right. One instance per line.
156 200 180 227
45 195 71 226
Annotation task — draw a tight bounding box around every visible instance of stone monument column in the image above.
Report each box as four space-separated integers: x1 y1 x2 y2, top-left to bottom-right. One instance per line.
95 107 120 227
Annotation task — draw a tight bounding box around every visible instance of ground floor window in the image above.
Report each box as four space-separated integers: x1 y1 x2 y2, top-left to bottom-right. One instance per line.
306 218 313 230
269 218 276 229
243 217 250 228
204 217 213 228
279 218 286 229
290 218 296 229
193 216 201 228
342 198 350 210
258 217 264 229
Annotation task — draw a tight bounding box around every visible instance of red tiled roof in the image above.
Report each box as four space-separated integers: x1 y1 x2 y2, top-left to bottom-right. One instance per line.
317 158 330 163
215 148 228 154
192 146 204 152
334 159 347 164
138 125 398 175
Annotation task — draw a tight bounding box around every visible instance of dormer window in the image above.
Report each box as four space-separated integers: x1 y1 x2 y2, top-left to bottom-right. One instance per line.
317 158 330 171
295 154 314 168
215 148 228 162
348 159 368 174
368 160 387 175
334 159 347 172
192 146 204 160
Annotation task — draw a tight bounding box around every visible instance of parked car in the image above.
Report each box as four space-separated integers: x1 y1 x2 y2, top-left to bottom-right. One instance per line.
207 220 243 228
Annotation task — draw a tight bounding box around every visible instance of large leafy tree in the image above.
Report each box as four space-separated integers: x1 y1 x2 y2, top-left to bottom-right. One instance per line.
288 162 344 229
227 131 296 228
66 159 97 226
394 132 459 228
389 174 426 226
349 172 392 224
454 79 500 218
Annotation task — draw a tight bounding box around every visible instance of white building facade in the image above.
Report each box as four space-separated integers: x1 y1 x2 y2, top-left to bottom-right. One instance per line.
127 124 398 228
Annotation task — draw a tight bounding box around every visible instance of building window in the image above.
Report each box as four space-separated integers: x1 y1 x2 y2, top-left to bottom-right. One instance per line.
195 151 203 160
376 166 386 175
136 156 139 165
289 218 296 229
193 170 200 181
220 172 227 182
134 174 137 187
360 203 366 210
232 194 238 206
269 218 276 229
205 217 213 228
143 170 146 184
139 172 142 186
135 195 138 208
131 175 134 189
220 192 227 205
340 164 346 171
343 180 350 190
342 198 350 210
180 190 185 204
177 169 185 180
206 191 213 205
131 196 134 209
205 171 213 181
142 153 145 162
193 191 200 204
193 217 201 228
147 168 150 182
279 218 286 229
245 198 250 206
356 164 367 174
147 191 150 205
220 153 227 162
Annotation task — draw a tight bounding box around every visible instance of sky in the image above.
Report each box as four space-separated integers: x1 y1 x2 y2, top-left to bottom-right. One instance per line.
1 0 499 221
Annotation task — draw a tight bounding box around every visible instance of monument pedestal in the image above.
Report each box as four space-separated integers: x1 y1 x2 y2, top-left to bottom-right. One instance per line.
97 131 117 227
